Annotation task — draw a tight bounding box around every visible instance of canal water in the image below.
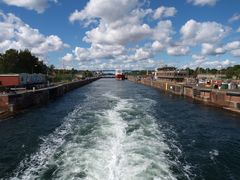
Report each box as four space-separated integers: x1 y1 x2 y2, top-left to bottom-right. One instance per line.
0 79 240 180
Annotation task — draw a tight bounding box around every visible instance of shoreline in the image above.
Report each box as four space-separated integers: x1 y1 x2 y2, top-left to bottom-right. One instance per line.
128 76 240 115
0 78 100 120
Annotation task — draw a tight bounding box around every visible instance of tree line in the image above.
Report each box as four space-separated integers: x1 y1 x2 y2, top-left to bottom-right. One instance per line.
0 49 94 82
0 49 239 79
0 49 51 74
127 66 240 79
185 66 240 79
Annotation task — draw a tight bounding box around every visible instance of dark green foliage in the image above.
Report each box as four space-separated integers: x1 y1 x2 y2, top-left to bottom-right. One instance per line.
125 66 240 79
185 66 240 79
51 69 93 82
0 49 49 74
0 49 96 82
224 65 240 79
82 70 93 77
185 68 194 76
52 73 74 82
126 70 154 76
52 69 75 82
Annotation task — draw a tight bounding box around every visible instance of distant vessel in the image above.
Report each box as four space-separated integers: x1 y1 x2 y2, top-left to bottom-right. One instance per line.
115 69 125 80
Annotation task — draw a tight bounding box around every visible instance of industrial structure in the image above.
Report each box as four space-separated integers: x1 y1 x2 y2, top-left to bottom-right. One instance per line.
0 73 46 87
154 67 187 82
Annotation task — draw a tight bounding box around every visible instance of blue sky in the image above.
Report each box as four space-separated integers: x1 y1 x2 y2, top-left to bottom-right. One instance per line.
0 0 240 70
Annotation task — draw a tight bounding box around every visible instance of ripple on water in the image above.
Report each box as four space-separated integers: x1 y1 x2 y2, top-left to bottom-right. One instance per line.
11 94 189 180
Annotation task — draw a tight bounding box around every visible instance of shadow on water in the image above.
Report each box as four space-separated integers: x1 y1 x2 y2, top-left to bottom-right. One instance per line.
148 85 240 179
124 81 240 179
0 85 89 178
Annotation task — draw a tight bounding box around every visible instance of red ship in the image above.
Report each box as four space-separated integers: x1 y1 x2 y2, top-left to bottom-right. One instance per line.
115 69 125 80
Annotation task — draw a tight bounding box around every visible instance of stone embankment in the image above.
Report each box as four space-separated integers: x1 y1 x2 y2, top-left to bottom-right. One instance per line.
128 76 240 114
0 78 99 119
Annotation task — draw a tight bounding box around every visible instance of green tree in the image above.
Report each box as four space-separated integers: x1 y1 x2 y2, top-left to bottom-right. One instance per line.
83 70 93 77
185 68 194 76
0 49 50 74
225 65 240 79
0 49 19 73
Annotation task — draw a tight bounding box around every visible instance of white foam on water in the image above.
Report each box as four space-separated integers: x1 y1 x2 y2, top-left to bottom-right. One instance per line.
10 107 80 180
209 149 219 160
11 94 182 180
65 96 178 180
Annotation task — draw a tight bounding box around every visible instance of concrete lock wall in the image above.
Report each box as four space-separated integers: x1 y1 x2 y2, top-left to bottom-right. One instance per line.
184 86 193 98
0 96 9 111
210 91 227 107
8 90 49 112
128 76 240 114
225 92 240 110
0 78 99 115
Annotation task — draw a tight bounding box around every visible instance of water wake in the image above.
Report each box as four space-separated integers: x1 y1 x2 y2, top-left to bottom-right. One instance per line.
11 94 179 180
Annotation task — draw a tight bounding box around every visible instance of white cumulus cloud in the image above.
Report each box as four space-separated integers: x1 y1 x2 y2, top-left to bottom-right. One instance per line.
186 57 235 69
62 53 74 62
231 49 240 57
132 48 153 61
67 0 177 69
153 20 174 43
228 13 240 23
200 41 240 56
152 41 164 52
187 0 218 6
74 44 125 61
153 6 177 19
66 0 237 70
203 59 235 69
69 0 138 24
83 23 152 46
237 27 240 33
0 12 67 56
201 43 225 55
225 41 240 56
1 0 57 13
167 45 190 56
70 0 154 46
180 19 231 45
225 41 240 51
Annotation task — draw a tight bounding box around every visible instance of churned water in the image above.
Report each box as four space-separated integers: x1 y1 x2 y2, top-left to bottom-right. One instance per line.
0 79 240 179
